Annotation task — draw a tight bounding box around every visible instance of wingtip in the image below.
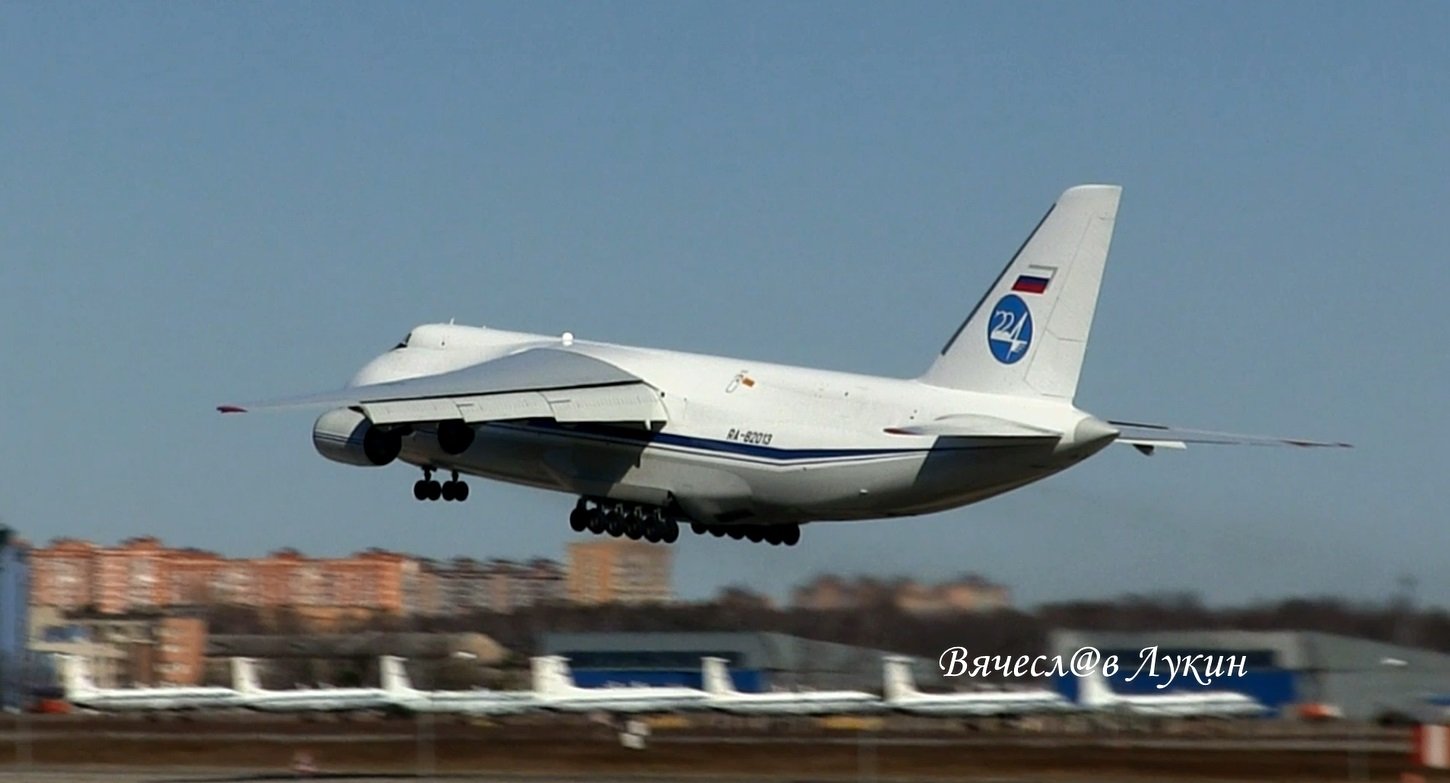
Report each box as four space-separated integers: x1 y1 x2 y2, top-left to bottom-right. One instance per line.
217 405 248 414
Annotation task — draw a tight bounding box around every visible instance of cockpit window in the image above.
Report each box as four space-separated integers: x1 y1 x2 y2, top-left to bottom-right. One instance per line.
393 332 412 350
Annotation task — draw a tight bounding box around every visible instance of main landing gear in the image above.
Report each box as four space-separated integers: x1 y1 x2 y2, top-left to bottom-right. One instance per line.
413 468 469 502
689 520 800 546
569 499 680 544
566 499 801 546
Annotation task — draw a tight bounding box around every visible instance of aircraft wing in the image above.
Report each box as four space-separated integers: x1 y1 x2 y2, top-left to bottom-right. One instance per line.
1109 419 1351 455
218 347 668 426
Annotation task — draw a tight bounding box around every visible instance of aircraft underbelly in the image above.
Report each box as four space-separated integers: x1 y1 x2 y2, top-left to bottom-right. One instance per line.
399 420 1082 524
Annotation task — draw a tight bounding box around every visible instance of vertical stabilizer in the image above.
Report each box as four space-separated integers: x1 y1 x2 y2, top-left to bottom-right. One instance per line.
883 656 921 702
701 657 738 696
231 657 263 694
380 656 415 694
920 185 1122 401
1076 670 1118 708
530 656 578 696
59 654 97 696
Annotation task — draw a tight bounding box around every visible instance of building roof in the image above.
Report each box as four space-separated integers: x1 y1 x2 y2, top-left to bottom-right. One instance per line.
209 632 506 664
1049 629 1450 673
540 630 935 676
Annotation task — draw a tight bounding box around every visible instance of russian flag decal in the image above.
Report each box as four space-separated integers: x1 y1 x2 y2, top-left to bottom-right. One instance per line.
1011 274 1050 294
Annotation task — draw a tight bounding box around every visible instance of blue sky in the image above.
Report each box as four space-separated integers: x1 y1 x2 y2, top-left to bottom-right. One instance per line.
3 2 1446 607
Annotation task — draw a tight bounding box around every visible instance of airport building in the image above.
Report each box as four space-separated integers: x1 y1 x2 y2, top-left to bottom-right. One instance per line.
1050 629 1450 720
540 631 942 692
0 528 29 708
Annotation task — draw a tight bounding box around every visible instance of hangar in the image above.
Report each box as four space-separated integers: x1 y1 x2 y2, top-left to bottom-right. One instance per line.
539 631 941 693
1050 629 1450 720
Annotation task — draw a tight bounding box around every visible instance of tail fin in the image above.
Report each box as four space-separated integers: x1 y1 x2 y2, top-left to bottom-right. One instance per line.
882 656 920 702
920 184 1122 401
530 656 578 696
701 657 738 695
231 657 262 694
1076 670 1118 708
380 656 414 694
58 655 96 696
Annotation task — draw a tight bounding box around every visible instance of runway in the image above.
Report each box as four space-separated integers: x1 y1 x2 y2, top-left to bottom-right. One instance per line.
0 714 1425 782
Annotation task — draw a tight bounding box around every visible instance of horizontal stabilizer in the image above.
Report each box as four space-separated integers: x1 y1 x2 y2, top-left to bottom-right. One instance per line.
1110 420 1351 453
885 414 1061 442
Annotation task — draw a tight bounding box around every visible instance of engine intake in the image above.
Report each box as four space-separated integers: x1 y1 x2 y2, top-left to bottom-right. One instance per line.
436 419 475 455
313 408 402 466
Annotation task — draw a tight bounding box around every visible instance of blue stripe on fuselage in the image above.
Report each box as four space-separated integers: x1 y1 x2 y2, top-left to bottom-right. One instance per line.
486 419 923 463
480 419 1026 465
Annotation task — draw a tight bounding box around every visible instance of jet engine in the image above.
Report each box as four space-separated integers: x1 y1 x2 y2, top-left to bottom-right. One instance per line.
313 408 402 466
436 419 475 455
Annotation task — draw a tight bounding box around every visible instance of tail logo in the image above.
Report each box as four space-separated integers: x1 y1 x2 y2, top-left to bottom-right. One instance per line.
987 294 1033 364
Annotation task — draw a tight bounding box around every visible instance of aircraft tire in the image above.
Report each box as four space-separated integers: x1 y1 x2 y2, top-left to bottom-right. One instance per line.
744 527 764 543
662 518 680 544
586 511 606 535
413 480 428 501
455 481 469 501
781 525 801 546
569 507 590 532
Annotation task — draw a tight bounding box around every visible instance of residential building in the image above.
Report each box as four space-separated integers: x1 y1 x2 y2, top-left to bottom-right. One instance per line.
792 574 1010 613
566 540 672 605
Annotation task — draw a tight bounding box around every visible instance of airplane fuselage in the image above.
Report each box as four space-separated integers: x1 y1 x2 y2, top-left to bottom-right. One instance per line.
706 693 883 715
887 692 1072 717
70 689 240 712
343 325 1116 527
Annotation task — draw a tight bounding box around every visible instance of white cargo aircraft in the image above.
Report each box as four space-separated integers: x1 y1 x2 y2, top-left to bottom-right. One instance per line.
1076 670 1266 717
530 655 708 713
230 657 392 712
58 654 239 711
882 656 1072 716
700 656 881 715
380 655 536 715
222 185 1346 546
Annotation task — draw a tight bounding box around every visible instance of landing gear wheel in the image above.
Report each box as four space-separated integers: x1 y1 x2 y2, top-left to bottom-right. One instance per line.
413 480 429 501
586 509 606 535
781 525 801 546
763 527 783 546
690 522 707 536
745 527 764 543
726 528 744 540
710 526 725 538
643 524 662 544
605 511 625 537
569 506 590 532
424 481 442 501
625 516 644 540
661 518 680 544
454 481 469 501
440 481 457 501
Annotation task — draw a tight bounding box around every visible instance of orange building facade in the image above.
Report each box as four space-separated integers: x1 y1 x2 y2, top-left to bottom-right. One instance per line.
30 538 421 616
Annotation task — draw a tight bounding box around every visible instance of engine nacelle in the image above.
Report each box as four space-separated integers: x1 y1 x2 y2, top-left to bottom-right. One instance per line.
436 419 476 455
313 408 402 467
